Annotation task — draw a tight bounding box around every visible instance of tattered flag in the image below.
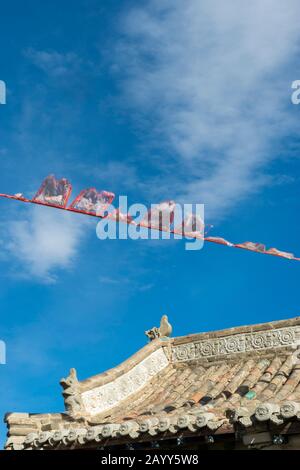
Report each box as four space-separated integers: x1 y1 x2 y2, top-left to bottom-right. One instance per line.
0 175 298 262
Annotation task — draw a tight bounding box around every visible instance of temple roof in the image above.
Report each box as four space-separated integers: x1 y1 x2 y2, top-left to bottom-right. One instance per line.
5 316 300 450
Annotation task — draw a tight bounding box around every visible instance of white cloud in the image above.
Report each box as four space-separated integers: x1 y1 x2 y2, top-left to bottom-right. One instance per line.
6 206 90 283
99 274 154 292
116 0 300 218
25 48 82 78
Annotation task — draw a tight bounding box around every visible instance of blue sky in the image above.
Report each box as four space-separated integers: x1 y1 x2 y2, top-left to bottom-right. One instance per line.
0 0 300 446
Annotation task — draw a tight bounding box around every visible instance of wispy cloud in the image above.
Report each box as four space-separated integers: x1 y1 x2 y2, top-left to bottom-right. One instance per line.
115 0 300 218
25 48 83 78
99 274 154 293
5 206 91 283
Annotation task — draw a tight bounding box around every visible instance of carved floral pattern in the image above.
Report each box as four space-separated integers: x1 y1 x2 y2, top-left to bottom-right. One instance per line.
172 327 299 362
81 349 169 416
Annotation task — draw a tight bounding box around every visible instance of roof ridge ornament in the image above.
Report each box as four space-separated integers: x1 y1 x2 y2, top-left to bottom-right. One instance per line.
145 315 172 341
60 368 84 418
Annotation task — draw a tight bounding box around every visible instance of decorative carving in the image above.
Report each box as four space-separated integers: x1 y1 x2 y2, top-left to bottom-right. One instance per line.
24 433 37 445
255 403 280 422
158 417 170 432
119 421 139 438
195 412 215 428
177 415 189 429
145 315 172 341
51 430 68 443
101 423 118 438
172 326 299 362
85 428 96 441
38 431 52 444
81 349 169 416
60 368 83 417
65 429 79 443
83 425 102 443
280 401 300 419
139 417 159 435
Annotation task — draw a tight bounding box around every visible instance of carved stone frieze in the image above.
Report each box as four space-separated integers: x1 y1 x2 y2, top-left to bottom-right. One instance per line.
81 348 169 416
172 326 300 362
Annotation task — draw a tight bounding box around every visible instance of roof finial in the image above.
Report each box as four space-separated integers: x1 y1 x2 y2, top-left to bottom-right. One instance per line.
145 315 172 341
